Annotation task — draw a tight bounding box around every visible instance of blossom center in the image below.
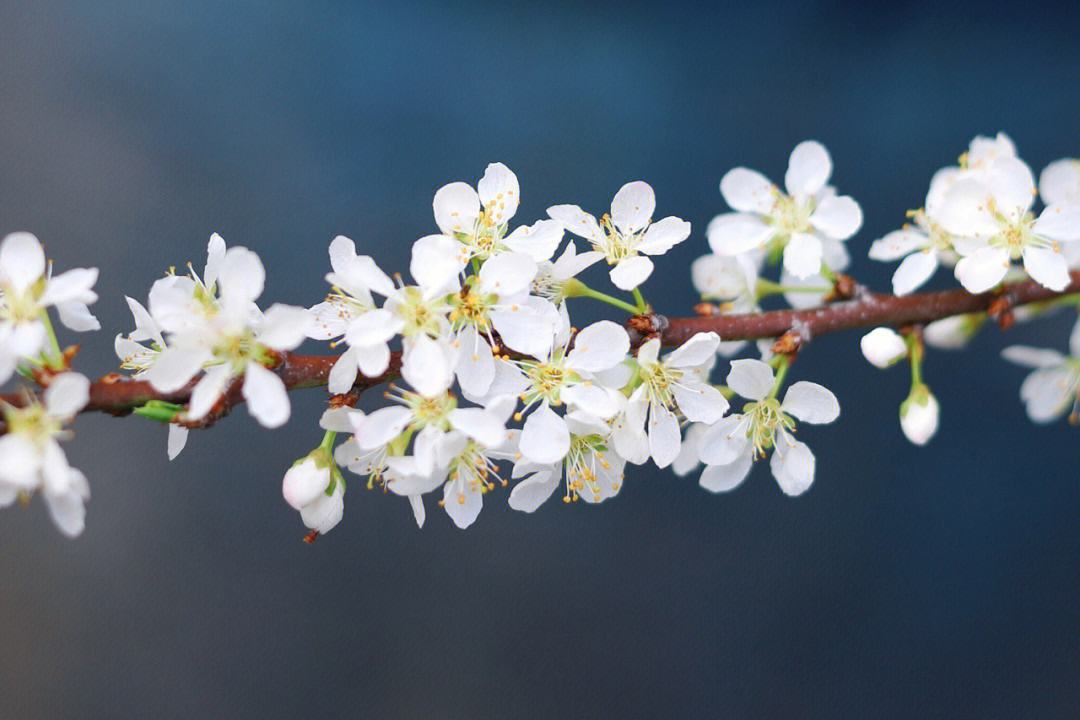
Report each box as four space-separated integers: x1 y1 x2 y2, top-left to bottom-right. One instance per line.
394 286 447 338
639 361 683 410
564 434 618 503
3 402 63 447
596 214 641 263
770 193 814 236
741 398 794 458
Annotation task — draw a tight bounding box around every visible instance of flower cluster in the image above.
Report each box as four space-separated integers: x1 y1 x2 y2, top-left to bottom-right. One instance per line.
3 136 1079 540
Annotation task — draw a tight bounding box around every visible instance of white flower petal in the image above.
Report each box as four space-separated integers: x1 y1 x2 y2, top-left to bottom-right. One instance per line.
410 234 466 294
954 246 1010 293
44 477 89 538
699 415 751 466
891 250 939 296
402 336 453 397
478 251 537 297
1019 366 1076 423
167 424 188 461
0 232 45 292
257 304 312 351
566 320 630 373
145 346 210 393
1033 203 1080 243
868 228 930 261
547 205 603 243
503 219 563 263
185 364 233 421
609 255 654 290
810 195 862 240
204 233 227 290
44 372 90 418
720 167 776 214
442 481 483 529
648 404 681 469
665 332 721 368
900 393 939 446
611 181 656 235
1039 159 1080 206
282 457 331 511
784 141 832 198
41 268 98 307
327 347 360 394
781 382 840 424
356 342 390 378
218 247 266 305
356 405 413 450
770 432 815 496
489 297 559 360
1001 345 1065 369
520 403 570 464
937 179 1000 238
477 162 520 225
300 483 344 534
408 495 426 528
508 470 560 513
783 232 824 279
1022 245 1070 291
562 383 620 419
672 380 729 424
243 361 291 428
726 359 774 400
637 216 692 256
433 181 480 237
707 213 772 255
449 407 505 448
699 450 753 493
57 302 101 332
455 326 495 397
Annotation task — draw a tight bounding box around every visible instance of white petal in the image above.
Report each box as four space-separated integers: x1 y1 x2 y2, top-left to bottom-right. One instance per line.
954 246 1010 293
562 383 620 419
356 342 391 378
1023 246 1070 291
218 247 265 305
0 433 42 485
243 361 291 428
810 195 862 240
868 228 930 261
781 382 840 424
0 232 45 292
490 297 559 360
672 423 706 477
610 181 655 235
45 478 89 538
433 181 480 237
356 405 413 450
477 162 520 225
455 326 495 397
185 364 233 421
1039 159 1080 206
985 156 1036 218
900 393 939 445
726 359 774 400
720 167 776 214
707 213 772 255
1001 346 1065 369
547 205 603 243
503 219 563 262
402 336 453 397
300 483 344 534
937 179 1000 238
44 372 90 418
167 425 189 461
1033 203 1080 243
145 346 209 393
860 328 907 369
282 457 331 510
566 320 630 373
344 308 399 347
41 268 98 307
665 332 720 368
699 415 751 466
410 234 466 293
891 250 939 296
478 251 537 297
408 495 426 528
327 347 360 394
319 406 360 433
508 470 560 513
637 217 692 255
449 408 505 448
257 304 312 350
609 255 654 291
520 403 570 464
648 404 681 468
699 450 753 493
672 380 729 424
783 232 823 279
785 141 832 198
770 432 815 496
1019 366 1076 423
442 481 482 529
56 302 101 332
204 233 227 289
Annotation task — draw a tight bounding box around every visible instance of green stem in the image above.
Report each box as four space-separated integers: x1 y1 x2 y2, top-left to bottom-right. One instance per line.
319 429 338 453
632 287 649 313
818 262 836 283
573 284 642 315
39 310 64 371
907 333 924 388
470 257 482 276
767 355 790 400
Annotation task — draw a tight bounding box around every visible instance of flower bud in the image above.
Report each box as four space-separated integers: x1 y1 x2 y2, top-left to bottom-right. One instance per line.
300 482 344 534
282 455 331 511
923 313 984 350
860 327 907 368
900 386 939 446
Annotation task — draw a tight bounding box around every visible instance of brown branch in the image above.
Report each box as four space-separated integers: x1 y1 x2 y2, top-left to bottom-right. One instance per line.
3 271 1079 424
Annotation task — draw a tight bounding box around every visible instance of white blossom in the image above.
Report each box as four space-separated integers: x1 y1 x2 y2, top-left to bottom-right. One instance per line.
0 232 100 383
711 141 862 279
628 333 729 468
548 181 691 290
900 386 940 445
860 328 908 369
698 359 838 496
0 373 91 537
531 241 604 306
1001 318 1080 423
434 162 563 263
937 154 1080 292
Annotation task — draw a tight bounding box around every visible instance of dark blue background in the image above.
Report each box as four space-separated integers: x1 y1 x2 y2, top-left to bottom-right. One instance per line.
2 1 1079 717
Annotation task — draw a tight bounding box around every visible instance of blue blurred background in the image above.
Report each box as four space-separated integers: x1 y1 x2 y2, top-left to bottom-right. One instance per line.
2 1 1079 717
